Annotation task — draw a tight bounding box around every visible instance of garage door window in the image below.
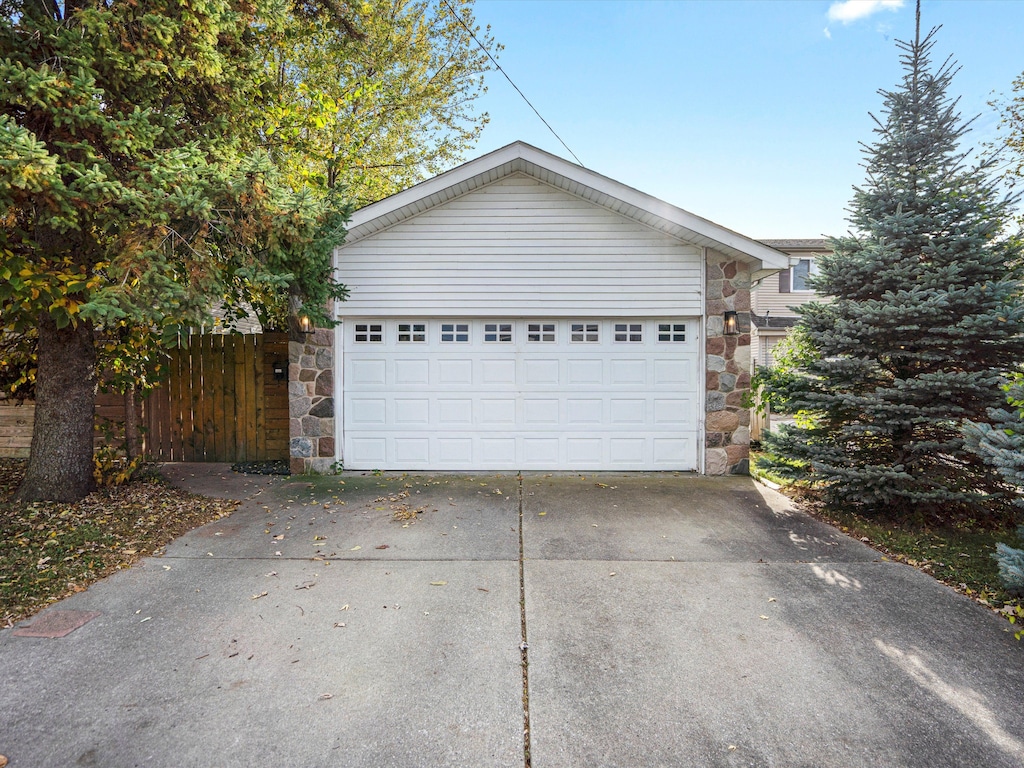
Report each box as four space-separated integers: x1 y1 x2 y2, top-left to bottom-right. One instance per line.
528 323 556 342
571 322 600 342
398 323 427 342
614 323 643 342
484 323 513 343
441 323 470 342
354 323 383 343
657 323 686 342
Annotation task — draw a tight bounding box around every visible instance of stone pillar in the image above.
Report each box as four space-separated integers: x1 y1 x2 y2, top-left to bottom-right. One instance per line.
289 325 336 474
705 256 752 475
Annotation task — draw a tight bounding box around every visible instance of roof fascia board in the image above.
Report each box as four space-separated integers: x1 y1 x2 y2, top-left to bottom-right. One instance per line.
344 141 790 270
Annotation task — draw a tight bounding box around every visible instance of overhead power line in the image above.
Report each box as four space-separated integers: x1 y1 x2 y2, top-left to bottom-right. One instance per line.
440 0 584 167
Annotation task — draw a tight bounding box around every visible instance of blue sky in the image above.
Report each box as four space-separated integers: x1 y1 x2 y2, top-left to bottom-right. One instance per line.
467 0 1024 239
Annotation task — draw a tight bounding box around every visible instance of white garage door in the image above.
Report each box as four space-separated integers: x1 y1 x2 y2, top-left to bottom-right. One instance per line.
341 318 700 471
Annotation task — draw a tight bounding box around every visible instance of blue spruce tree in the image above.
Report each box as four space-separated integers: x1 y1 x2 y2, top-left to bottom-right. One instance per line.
964 382 1024 592
763 16 1024 523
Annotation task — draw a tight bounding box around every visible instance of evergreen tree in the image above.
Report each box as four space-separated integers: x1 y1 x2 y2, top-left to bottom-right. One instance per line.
964 381 1024 591
763 15 1024 523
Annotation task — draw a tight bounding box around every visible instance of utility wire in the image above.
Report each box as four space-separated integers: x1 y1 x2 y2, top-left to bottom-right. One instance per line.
440 0 585 168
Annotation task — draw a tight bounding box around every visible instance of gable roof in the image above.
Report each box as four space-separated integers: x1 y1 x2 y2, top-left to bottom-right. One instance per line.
343 141 790 270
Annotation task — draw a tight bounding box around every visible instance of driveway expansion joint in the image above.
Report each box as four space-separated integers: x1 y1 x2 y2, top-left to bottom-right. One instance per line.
518 471 532 768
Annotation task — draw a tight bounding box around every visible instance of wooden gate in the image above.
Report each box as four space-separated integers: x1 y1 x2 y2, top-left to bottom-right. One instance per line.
142 333 289 462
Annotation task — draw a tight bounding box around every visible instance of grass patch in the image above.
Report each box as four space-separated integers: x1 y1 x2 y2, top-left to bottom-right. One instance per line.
751 450 1024 635
0 458 238 628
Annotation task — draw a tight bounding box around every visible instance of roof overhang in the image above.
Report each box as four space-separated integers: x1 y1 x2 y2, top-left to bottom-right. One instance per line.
343 141 791 271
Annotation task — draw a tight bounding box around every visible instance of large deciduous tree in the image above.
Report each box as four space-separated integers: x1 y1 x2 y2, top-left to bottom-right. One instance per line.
264 0 496 204
762 15 1024 524
0 1 348 501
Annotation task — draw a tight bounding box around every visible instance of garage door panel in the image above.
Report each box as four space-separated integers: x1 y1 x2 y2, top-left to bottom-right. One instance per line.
567 359 603 385
609 399 645 424
524 399 560 425
438 359 473 385
394 399 429 424
609 359 647 385
350 359 387 385
394 359 429 385
438 399 473 424
343 318 699 470
480 399 516 424
481 359 516 384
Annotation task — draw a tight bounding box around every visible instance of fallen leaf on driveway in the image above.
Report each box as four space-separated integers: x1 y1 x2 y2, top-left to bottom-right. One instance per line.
430 581 447 586
333 622 346 628
350 545 361 551
251 591 268 600
759 615 769 620
318 693 333 700
375 544 389 550
538 512 546 516
340 604 350 610
273 534 285 541
768 597 777 602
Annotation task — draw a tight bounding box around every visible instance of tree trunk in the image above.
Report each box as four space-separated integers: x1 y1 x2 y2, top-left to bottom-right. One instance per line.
15 315 98 502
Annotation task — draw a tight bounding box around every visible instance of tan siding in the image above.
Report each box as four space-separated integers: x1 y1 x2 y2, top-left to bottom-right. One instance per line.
753 280 818 316
336 174 703 317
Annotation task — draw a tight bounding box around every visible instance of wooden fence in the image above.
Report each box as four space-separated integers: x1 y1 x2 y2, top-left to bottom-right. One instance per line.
0 333 289 463
142 333 289 462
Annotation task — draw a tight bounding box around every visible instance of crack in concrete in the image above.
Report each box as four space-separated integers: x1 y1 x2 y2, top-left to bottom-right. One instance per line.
518 471 532 768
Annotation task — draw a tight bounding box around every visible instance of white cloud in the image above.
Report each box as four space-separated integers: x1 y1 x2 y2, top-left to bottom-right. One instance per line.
827 0 904 24
823 26 832 39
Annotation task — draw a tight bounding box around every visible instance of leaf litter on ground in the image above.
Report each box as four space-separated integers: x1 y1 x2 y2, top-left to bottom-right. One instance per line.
0 459 238 627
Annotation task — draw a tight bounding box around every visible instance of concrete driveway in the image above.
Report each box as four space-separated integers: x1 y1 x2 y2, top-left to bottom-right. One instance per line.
1 467 1022 767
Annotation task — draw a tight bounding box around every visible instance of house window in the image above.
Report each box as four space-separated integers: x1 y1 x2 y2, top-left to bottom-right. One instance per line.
441 323 470 342
792 258 818 292
571 322 599 343
484 323 513 343
397 322 426 342
614 323 642 342
527 323 556 342
354 323 383 343
657 323 686 342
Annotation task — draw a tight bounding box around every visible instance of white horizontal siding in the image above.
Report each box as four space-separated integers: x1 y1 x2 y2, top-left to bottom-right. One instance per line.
336 174 703 317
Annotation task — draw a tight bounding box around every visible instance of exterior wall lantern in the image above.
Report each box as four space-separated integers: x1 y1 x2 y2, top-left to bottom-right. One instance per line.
298 315 314 337
723 310 739 336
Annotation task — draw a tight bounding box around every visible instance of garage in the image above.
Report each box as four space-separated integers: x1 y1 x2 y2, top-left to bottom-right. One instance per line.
299 142 789 475
342 317 700 470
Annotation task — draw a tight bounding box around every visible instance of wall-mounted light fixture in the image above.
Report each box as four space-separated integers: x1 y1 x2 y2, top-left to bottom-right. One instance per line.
723 310 739 336
298 315 314 337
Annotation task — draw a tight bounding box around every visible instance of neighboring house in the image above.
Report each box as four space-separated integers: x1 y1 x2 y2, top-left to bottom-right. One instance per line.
751 239 831 368
288 141 790 476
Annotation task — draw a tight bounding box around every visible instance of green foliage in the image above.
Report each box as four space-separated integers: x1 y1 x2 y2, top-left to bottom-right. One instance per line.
262 0 497 204
93 445 145 488
763 25 1024 524
963 380 1024 594
750 325 819 414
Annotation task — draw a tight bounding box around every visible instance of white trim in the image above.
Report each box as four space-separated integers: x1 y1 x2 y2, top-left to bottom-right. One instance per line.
342 142 790 270
698 247 707 475
335 320 345 468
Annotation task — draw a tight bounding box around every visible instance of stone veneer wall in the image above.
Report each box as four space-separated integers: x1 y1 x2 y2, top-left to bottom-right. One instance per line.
705 256 752 475
289 326 335 474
